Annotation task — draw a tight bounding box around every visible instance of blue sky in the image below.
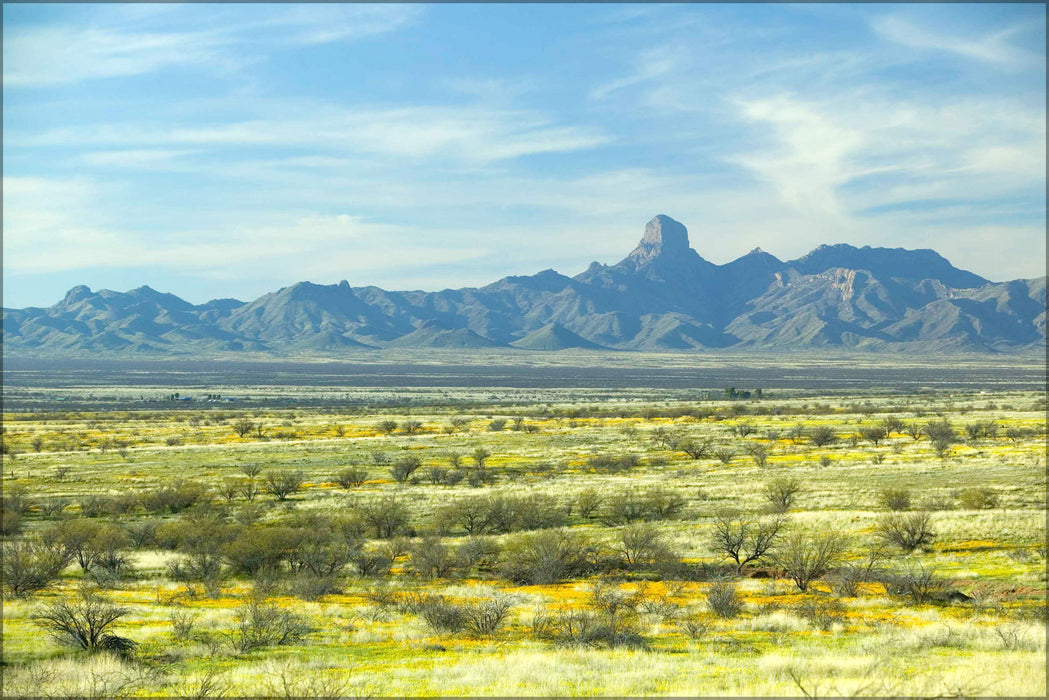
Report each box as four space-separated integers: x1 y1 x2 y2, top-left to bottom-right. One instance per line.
3 3 1045 308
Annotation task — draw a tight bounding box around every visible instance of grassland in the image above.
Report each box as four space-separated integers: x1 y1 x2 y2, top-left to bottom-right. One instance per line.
1 356 1045 697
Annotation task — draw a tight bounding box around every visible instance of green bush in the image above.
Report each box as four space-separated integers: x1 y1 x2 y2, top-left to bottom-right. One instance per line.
262 470 304 501
763 477 802 513
435 493 565 535
809 426 837 447
615 522 678 569
600 487 686 526
455 537 501 575
409 537 458 579
390 456 422 483
1 506 22 536
575 489 602 519
586 453 640 473
223 526 297 577
140 480 209 513
336 467 369 489
878 488 911 511
958 487 999 510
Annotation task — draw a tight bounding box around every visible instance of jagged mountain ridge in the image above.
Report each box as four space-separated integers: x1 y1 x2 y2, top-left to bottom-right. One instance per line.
4 215 1045 354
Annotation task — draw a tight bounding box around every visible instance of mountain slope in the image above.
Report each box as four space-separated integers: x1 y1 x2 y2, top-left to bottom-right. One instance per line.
4 216 1043 355
510 323 608 350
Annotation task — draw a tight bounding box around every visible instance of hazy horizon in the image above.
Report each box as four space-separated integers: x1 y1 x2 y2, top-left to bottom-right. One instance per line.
1 219 1031 309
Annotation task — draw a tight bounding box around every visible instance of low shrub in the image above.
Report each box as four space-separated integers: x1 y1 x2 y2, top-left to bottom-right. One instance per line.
407 593 513 637
957 487 999 510
599 487 686 526
390 457 422 483
794 597 846 631
33 590 136 655
586 453 640 473
501 530 596 584
227 600 314 652
2 539 71 597
140 480 209 514
531 583 647 649
262 470 304 501
878 488 911 511
882 563 945 604
706 580 743 619
876 511 935 551
763 477 802 513
336 468 369 489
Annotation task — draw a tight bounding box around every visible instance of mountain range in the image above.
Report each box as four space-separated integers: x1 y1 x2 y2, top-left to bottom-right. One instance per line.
4 215 1045 355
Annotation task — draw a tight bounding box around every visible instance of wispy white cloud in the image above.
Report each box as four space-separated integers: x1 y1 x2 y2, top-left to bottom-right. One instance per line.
871 14 1043 68
2 4 420 87
81 149 199 168
727 91 1045 223
2 26 230 86
590 46 682 100
18 105 611 165
258 4 421 46
729 96 863 219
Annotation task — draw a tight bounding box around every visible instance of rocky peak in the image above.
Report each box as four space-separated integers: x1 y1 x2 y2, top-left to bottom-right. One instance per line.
630 215 691 263
63 285 93 304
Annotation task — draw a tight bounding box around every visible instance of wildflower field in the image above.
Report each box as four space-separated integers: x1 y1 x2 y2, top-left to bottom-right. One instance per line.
1 354 1045 697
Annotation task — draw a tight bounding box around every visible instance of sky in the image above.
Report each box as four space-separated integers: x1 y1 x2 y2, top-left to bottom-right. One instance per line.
3 3 1045 308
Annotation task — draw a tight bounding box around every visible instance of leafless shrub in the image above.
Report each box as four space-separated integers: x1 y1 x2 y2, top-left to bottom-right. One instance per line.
39 497 71 518
876 511 935 552
993 624 1037 652
705 580 743 619
259 661 347 700
390 456 422 483
744 442 770 468
169 609 199 642
714 448 736 465
262 470 304 501
809 426 837 447
32 589 136 654
178 667 232 699
794 596 846 631
710 511 784 573
883 563 944 604
226 599 314 652
678 612 713 639
575 489 603 519
676 437 713 460
3 539 71 597
771 530 848 592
